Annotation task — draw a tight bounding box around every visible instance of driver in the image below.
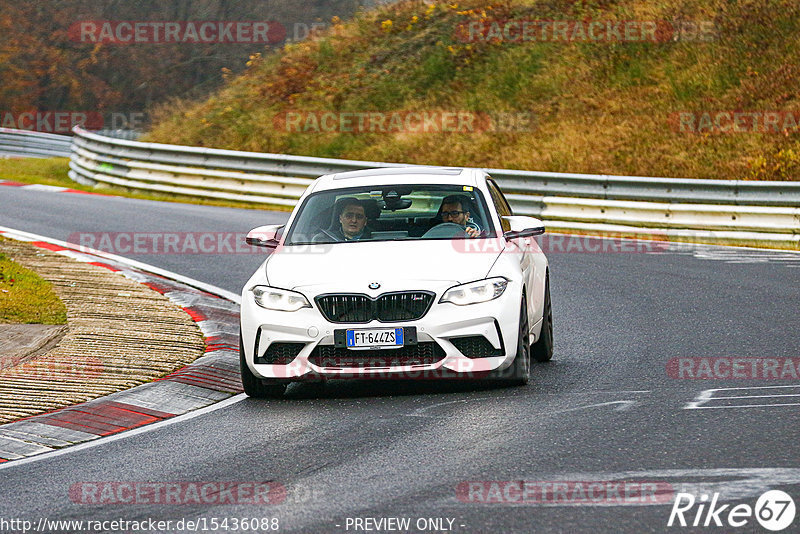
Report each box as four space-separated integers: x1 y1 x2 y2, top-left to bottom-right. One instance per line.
315 197 372 241
439 195 480 237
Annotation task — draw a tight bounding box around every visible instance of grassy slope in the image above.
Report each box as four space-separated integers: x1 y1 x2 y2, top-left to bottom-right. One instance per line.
0 241 67 324
145 0 800 181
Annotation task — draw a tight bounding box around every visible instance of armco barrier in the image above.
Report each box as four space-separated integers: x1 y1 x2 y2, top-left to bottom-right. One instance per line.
0 128 72 159
7 127 800 249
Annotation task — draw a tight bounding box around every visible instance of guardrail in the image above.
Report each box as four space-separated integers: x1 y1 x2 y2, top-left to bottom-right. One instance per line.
0 128 72 159
0 126 773 250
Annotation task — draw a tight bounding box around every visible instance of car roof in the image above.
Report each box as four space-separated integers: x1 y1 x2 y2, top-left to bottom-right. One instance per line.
310 167 483 193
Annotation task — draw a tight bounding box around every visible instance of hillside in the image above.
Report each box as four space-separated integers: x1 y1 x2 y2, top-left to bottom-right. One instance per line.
145 0 800 181
0 0 373 130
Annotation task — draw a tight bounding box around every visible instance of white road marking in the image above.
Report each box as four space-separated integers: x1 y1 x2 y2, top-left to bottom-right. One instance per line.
0 394 246 471
406 394 645 418
552 400 637 414
406 397 493 417
687 402 800 409
492 468 800 507
0 225 245 467
710 394 800 400
20 184 68 192
685 384 800 410
584 390 652 394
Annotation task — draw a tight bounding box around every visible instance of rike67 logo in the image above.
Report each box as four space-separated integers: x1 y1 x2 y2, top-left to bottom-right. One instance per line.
668 490 796 531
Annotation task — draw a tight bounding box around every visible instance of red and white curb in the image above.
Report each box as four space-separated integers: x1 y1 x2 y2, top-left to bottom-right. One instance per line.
0 227 243 463
0 180 109 196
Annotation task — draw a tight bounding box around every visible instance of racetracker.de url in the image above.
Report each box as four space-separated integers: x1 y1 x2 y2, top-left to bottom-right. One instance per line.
0 516 280 533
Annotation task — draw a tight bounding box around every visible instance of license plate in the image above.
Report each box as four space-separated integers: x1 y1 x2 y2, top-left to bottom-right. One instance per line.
346 328 404 348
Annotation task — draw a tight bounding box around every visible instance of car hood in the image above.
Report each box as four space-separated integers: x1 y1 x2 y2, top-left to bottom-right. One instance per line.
265 240 504 290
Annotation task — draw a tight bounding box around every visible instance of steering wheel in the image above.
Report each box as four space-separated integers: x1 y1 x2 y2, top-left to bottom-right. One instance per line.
422 222 471 239
311 227 341 243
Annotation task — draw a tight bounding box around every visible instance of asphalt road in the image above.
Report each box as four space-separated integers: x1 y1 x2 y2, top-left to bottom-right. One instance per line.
1 187 799 534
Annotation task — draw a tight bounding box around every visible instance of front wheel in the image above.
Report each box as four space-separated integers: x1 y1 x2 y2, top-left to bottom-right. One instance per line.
239 331 287 398
489 298 530 386
531 276 554 363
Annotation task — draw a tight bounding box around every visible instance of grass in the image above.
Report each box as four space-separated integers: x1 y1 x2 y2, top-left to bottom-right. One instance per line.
0 158 75 188
0 158 291 212
0 239 67 324
143 0 800 181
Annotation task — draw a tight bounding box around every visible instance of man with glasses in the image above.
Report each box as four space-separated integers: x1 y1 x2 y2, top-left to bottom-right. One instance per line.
439 195 480 237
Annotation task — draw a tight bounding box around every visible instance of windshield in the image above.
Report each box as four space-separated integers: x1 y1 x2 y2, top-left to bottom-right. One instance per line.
285 184 495 245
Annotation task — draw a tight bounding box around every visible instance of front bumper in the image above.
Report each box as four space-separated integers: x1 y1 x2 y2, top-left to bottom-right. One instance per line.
240 284 525 380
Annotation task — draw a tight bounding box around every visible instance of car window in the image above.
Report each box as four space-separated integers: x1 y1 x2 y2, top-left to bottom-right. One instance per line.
486 178 513 232
285 184 496 244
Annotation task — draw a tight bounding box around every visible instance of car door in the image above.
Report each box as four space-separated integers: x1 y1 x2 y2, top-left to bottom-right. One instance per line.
486 177 541 324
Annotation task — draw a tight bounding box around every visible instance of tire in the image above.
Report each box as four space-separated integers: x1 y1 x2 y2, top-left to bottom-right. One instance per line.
489 298 530 386
239 331 287 398
531 275 554 363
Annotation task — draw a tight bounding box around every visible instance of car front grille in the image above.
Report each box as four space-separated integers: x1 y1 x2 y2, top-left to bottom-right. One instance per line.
315 295 371 323
449 335 504 359
308 342 445 368
315 291 434 323
255 342 305 365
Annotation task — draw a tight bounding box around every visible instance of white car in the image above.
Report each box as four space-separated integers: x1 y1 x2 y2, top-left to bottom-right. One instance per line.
239 167 553 397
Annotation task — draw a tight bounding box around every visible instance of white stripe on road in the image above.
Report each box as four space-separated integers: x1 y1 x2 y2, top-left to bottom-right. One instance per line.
0 394 246 471
685 384 800 409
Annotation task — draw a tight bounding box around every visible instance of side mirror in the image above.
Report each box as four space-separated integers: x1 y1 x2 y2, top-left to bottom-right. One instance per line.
502 216 545 240
245 225 284 248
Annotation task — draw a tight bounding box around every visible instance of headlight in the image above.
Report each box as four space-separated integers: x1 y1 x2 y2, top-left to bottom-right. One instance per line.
251 285 311 312
440 277 508 306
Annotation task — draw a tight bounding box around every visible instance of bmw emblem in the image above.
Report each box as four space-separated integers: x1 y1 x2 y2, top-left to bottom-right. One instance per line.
368 282 381 290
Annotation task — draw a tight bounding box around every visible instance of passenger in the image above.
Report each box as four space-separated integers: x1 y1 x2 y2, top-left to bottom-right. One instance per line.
439 195 480 237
